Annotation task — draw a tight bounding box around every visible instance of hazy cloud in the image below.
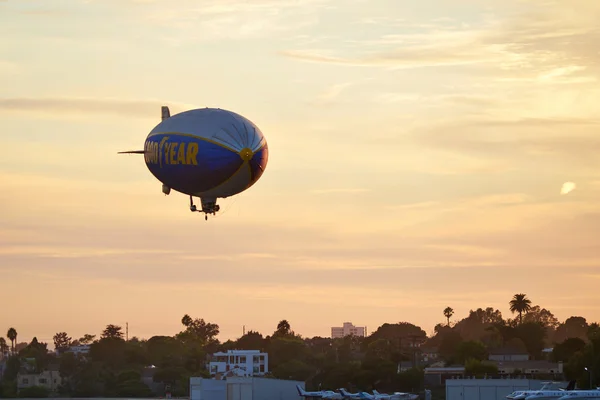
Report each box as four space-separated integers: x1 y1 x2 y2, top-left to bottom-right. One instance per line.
311 82 353 105
280 1 600 77
120 0 334 41
0 97 195 118
409 116 600 169
310 188 369 194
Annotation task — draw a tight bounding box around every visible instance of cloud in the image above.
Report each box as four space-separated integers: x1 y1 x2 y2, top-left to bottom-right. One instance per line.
115 0 334 41
278 45 496 69
560 182 576 195
407 116 600 170
311 82 353 105
310 188 369 194
0 97 196 119
279 1 600 78
0 60 18 75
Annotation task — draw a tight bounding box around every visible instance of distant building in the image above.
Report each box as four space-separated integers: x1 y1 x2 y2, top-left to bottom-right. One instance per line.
420 346 439 362
331 322 366 338
208 350 268 377
488 348 529 362
17 369 62 393
491 360 563 375
55 344 90 356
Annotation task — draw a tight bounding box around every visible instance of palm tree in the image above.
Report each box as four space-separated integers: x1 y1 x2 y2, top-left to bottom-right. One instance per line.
6 327 17 354
443 307 454 327
509 293 532 324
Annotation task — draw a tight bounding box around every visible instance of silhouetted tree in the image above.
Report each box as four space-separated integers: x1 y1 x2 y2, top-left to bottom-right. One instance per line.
0 337 8 356
54 332 72 352
102 325 124 339
509 294 532 324
177 315 219 343
443 307 454 327
6 327 17 354
275 320 291 336
78 334 96 345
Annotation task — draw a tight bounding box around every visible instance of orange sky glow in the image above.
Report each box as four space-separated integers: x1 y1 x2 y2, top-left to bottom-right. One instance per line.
1 0 599 346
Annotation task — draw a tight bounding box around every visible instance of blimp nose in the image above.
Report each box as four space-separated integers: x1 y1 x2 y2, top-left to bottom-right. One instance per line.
239 147 254 161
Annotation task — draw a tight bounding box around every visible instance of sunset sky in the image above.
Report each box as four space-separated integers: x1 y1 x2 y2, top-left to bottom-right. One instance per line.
1 0 600 347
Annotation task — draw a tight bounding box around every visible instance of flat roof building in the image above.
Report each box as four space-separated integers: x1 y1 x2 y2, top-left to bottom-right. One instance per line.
331 322 365 338
208 350 268 377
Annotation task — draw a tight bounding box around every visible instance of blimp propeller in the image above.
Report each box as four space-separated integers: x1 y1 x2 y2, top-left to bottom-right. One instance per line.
118 105 269 220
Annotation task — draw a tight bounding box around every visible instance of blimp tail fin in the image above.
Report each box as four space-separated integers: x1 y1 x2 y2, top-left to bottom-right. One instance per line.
162 105 170 121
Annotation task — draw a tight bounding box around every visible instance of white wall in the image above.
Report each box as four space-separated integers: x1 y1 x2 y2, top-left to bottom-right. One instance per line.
445 379 568 400
190 377 304 400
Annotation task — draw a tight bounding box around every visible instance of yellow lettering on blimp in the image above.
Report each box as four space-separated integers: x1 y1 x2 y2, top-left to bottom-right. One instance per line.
169 142 178 165
186 142 198 165
144 138 199 166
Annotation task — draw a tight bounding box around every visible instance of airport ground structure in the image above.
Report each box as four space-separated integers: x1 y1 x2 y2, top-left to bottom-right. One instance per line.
445 378 569 400
190 376 303 400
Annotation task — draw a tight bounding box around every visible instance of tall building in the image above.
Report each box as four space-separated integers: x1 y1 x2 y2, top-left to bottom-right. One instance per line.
331 322 366 338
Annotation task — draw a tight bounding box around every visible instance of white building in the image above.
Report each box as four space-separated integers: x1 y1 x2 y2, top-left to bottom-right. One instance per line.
55 345 90 356
208 350 268 377
445 378 570 400
331 322 365 338
190 376 302 400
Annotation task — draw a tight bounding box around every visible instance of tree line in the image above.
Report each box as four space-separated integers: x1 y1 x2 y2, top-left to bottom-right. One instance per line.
1 294 598 398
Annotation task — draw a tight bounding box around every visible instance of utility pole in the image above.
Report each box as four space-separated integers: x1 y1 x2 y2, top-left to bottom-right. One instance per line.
243 325 245 335
126 322 129 341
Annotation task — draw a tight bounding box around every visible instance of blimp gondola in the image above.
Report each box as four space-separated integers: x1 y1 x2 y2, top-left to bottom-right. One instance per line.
119 106 268 220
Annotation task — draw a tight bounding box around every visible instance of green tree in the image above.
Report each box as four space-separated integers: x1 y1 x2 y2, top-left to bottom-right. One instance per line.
53 332 72 352
235 330 265 350
464 359 497 376
6 327 17 354
514 322 546 359
19 338 50 373
453 308 504 342
366 339 393 361
554 316 589 343
455 341 488 364
509 294 532 325
181 314 193 327
443 307 454 327
552 338 586 362
438 330 463 363
102 325 124 339
18 385 49 398
0 337 8 356
178 315 219 343
522 305 559 328
588 322 600 340
78 334 96 345
275 320 291 336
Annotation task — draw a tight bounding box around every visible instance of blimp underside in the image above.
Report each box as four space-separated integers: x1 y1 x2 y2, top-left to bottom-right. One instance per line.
130 106 268 219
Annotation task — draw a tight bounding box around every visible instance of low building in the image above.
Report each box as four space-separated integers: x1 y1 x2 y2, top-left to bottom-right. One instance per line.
491 360 563 375
331 322 366 338
190 376 303 400
208 350 268 377
17 369 62 393
488 348 529 362
445 378 569 400
424 366 466 386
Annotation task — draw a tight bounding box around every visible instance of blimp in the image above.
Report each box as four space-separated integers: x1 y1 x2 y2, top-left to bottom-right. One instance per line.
119 106 268 220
